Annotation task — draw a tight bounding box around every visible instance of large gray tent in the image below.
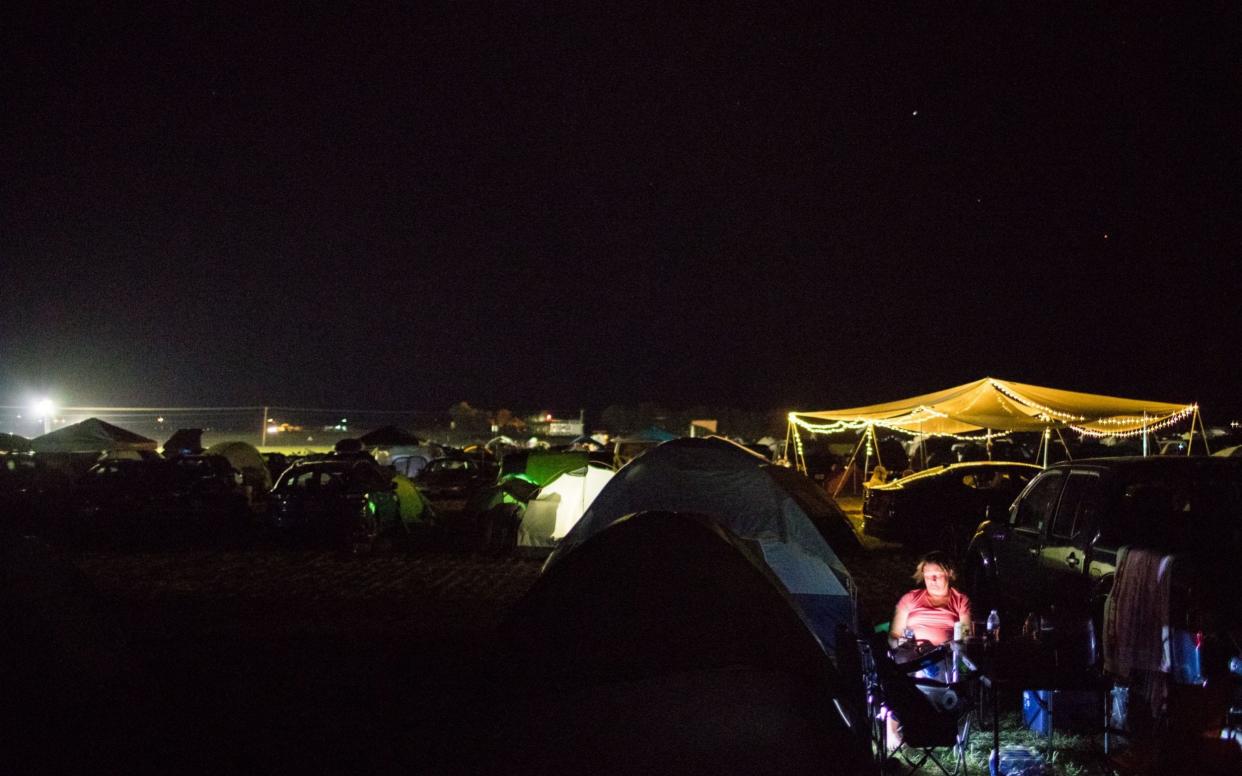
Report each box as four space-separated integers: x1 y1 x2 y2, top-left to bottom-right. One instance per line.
549 437 862 655
30 418 157 454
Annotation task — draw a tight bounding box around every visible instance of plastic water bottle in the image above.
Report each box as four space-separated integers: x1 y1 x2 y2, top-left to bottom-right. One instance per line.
986 609 1000 641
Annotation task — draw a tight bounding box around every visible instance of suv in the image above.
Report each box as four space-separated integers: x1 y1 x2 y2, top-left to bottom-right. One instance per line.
964 456 1242 676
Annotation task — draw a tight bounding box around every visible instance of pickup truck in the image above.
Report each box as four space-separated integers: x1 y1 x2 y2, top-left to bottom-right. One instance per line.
964 456 1242 676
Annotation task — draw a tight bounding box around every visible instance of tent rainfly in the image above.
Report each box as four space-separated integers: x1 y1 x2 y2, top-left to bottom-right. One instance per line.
787 377 1206 472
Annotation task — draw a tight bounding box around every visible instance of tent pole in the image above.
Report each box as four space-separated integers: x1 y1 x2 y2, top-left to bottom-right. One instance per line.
1142 412 1149 457
784 420 794 469
1192 406 1211 455
834 432 866 498
1186 407 1196 455
870 424 882 470
1055 427 1072 461
260 405 268 448
1041 428 1050 468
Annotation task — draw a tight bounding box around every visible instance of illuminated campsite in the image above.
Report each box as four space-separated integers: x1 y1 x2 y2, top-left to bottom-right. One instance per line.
6 5 1242 775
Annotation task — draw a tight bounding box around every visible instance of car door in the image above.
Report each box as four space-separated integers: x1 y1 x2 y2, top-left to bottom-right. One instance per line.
1039 469 1105 614
992 469 1066 610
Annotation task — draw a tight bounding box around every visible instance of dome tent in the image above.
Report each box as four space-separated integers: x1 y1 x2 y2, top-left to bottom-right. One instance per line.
549 437 861 656
517 462 615 551
205 440 272 491
465 511 871 775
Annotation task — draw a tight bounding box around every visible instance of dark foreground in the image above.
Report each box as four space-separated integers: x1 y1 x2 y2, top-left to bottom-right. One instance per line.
8 541 544 774
5 501 918 775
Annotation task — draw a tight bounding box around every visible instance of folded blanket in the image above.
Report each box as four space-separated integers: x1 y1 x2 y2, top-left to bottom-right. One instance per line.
1103 546 1175 715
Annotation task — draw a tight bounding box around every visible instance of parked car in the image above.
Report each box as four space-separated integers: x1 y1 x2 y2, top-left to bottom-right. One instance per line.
70 459 179 543
168 454 251 514
415 455 496 500
267 458 398 548
71 455 251 545
964 456 1242 681
863 461 1041 556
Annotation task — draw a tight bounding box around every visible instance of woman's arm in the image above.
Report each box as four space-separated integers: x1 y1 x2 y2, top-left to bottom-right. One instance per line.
956 590 973 635
888 602 908 649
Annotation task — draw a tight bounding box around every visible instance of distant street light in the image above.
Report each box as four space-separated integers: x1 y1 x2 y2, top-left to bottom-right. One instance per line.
32 398 55 435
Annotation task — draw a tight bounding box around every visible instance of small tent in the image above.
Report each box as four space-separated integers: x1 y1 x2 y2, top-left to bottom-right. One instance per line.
392 473 436 529
550 437 861 655
30 418 157 455
205 440 272 491
517 462 614 550
0 433 32 452
498 450 590 486
467 511 870 775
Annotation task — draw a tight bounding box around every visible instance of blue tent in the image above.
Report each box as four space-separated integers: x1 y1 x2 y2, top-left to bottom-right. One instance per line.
549 437 861 656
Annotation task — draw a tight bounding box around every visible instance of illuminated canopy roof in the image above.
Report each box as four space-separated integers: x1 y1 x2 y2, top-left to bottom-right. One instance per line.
791 377 1196 438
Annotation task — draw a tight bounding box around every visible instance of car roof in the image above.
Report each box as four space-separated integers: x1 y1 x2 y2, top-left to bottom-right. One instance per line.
871 460 1041 490
1047 455 1242 472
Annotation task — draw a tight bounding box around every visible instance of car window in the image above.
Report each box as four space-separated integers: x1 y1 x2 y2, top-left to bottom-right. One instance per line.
1050 471 1103 540
1011 471 1064 533
281 469 323 490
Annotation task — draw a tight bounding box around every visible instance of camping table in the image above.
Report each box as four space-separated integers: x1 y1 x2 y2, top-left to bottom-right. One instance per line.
975 636 1109 768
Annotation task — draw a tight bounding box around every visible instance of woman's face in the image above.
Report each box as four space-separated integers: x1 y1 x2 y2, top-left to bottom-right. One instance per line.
922 563 951 597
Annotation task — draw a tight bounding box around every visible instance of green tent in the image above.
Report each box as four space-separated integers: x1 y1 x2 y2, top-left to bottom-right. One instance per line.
392 474 436 529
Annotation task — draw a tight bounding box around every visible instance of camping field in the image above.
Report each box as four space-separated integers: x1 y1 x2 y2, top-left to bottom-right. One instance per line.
36 500 1105 775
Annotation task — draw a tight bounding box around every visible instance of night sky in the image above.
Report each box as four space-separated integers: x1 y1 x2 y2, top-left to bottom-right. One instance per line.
4 5 1241 420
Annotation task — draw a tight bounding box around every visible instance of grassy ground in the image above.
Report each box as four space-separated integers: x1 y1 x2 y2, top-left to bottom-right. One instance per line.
838 497 1112 775
37 496 1123 774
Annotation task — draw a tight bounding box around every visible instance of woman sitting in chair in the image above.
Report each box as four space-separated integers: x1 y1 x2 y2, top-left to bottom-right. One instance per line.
889 551 972 648
882 551 974 754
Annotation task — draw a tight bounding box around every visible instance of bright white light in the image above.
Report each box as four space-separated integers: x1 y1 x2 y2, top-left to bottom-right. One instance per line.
32 398 55 418
267 425 280 434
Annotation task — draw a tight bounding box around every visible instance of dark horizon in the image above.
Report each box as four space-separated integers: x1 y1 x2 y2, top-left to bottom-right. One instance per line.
5 6 1240 419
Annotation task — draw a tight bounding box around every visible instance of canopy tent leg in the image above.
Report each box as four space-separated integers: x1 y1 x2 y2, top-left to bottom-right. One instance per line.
867 423 882 472
1055 427 1072 461
833 432 867 499
1038 427 1051 468
1188 406 1212 455
785 420 801 472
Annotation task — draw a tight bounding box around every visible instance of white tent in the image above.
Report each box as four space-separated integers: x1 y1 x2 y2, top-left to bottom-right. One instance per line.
518 463 614 550
549 437 860 656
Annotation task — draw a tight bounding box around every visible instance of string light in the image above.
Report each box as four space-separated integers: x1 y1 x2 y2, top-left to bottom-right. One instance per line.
1073 404 1197 438
989 380 1087 422
788 412 1013 442
790 392 1198 442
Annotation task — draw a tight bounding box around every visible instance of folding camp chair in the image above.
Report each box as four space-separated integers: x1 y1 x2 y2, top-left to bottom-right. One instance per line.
861 633 975 776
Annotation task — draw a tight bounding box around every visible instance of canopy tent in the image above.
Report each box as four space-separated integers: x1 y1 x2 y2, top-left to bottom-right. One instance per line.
358 425 421 447
30 417 157 454
788 377 1206 474
550 437 861 656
